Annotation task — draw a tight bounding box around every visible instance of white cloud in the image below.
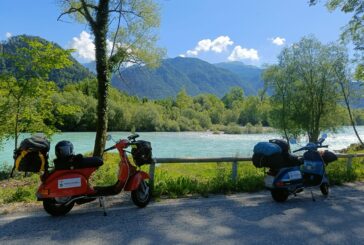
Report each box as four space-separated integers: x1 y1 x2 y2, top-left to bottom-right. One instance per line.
186 36 233 56
5 32 12 39
211 36 233 53
69 31 95 62
228 46 259 61
271 37 286 46
69 31 120 62
179 54 186 58
186 49 198 56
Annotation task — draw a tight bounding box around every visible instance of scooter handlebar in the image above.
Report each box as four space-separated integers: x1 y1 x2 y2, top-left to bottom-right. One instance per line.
292 144 329 153
104 145 116 152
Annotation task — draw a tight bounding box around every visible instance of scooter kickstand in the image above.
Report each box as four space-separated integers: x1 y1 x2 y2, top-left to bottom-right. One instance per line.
99 196 107 216
310 190 315 202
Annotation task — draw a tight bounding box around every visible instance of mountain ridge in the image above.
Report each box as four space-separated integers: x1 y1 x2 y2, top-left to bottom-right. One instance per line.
110 57 264 99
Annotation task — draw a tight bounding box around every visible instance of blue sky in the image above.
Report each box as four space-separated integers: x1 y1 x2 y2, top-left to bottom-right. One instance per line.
0 0 351 66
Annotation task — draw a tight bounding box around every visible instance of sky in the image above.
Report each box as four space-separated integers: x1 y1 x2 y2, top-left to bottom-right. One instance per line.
0 0 352 67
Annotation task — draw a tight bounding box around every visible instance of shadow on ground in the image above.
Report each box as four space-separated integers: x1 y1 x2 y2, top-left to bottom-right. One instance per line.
0 183 363 244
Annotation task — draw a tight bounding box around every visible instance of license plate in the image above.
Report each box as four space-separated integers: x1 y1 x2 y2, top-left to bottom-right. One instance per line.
264 175 274 187
58 178 81 189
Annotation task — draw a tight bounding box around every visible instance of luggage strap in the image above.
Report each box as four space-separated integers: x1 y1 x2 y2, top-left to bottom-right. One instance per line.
14 150 46 172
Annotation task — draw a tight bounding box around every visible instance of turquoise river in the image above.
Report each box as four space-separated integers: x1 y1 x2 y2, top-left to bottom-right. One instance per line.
1 126 363 166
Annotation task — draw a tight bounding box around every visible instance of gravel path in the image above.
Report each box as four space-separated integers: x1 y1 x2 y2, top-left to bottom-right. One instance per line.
1 182 363 245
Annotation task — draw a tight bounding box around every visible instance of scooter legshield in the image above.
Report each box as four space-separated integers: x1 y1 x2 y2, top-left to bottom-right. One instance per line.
37 169 96 199
124 171 150 191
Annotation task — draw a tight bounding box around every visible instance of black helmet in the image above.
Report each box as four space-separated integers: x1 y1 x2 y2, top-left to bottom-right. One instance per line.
55 140 74 159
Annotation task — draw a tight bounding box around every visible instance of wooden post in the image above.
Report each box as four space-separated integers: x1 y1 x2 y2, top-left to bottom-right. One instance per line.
232 160 238 183
149 160 156 193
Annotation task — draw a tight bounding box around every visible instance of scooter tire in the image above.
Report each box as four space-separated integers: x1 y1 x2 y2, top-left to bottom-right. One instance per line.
271 190 289 202
43 198 74 216
131 180 151 208
320 183 329 196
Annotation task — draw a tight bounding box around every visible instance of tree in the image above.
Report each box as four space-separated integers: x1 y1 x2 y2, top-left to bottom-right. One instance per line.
0 37 72 150
222 87 244 109
59 0 164 156
264 36 347 142
330 45 364 146
263 60 298 141
355 64 364 81
310 0 364 79
176 89 193 110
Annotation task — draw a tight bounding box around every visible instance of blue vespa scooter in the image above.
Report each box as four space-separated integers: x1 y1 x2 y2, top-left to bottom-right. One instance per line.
264 134 337 202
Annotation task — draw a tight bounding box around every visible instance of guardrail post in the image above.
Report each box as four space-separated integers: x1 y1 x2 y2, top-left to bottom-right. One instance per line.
346 155 353 177
149 160 156 193
231 160 238 183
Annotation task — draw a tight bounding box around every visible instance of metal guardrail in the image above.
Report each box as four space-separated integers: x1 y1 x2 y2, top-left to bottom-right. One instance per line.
148 153 364 191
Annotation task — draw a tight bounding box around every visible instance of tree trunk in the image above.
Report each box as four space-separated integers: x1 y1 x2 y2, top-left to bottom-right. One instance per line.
93 0 110 157
339 81 364 146
14 99 21 151
14 110 19 151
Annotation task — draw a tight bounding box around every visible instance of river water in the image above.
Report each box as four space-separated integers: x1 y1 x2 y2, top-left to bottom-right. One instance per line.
0 126 363 166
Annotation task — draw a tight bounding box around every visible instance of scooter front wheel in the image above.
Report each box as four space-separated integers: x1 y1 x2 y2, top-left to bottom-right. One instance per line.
43 198 74 216
320 183 329 196
131 180 151 208
271 190 289 202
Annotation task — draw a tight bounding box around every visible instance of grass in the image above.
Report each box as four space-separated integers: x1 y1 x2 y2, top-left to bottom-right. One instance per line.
1 148 364 204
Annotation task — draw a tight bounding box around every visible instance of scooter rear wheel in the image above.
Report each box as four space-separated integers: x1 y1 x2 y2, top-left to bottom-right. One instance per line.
131 180 151 208
43 198 74 216
271 190 289 202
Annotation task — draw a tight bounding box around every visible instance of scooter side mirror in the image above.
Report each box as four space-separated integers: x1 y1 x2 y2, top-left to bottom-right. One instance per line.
321 133 327 139
106 135 113 141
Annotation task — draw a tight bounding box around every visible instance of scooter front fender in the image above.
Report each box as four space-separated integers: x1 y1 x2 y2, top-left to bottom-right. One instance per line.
124 171 150 191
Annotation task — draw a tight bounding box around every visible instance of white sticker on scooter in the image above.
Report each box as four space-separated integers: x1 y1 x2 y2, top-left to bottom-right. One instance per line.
58 178 81 189
288 171 302 180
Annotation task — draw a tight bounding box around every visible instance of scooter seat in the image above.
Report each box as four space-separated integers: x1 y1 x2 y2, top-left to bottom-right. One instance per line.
54 155 104 170
80 157 104 168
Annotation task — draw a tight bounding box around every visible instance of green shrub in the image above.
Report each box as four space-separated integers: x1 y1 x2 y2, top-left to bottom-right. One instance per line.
3 186 35 203
223 123 242 134
0 163 12 181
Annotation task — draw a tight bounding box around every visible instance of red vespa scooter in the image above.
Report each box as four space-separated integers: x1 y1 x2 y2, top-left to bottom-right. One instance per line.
37 134 152 216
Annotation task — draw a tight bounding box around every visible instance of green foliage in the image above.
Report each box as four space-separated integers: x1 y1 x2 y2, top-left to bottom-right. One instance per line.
3 186 34 203
263 36 348 142
0 36 73 149
310 0 363 86
50 77 274 132
354 109 364 125
223 123 243 134
311 0 363 52
0 35 90 86
222 87 244 109
355 64 364 81
0 163 12 181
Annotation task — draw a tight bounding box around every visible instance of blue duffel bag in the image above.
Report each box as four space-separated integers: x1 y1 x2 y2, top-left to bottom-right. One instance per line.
253 142 282 156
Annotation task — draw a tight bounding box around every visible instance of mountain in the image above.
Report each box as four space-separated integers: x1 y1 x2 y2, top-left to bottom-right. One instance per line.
111 57 264 99
0 35 95 87
214 61 264 95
